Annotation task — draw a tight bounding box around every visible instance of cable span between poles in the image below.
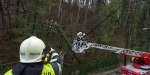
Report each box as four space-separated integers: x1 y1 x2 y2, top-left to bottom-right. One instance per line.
84 0 129 37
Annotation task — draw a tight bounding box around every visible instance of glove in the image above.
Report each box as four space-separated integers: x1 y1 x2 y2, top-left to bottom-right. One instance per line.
50 47 55 53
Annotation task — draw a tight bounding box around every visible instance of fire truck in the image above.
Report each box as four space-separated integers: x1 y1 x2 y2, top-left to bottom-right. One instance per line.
72 32 150 75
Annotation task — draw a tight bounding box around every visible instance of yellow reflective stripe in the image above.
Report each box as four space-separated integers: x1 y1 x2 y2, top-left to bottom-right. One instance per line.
41 64 55 75
4 64 55 75
4 69 13 75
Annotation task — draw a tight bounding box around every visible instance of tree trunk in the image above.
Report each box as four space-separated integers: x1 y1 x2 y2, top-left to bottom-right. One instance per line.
77 0 81 24
1 0 12 29
21 1 26 14
15 0 20 28
48 5 51 21
6 0 11 29
122 0 131 36
15 0 20 13
0 0 4 28
84 0 89 25
32 0 38 35
58 0 62 18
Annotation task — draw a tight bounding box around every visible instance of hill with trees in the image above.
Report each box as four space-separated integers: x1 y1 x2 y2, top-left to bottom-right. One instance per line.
0 0 150 74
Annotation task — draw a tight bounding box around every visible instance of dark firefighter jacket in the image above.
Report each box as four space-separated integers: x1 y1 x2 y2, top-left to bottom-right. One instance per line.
4 51 62 75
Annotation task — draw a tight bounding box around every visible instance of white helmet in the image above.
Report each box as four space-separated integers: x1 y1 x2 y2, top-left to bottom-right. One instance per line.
77 32 82 36
20 36 46 63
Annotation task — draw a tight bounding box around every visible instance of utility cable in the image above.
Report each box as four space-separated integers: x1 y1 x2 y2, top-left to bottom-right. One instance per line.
84 0 129 37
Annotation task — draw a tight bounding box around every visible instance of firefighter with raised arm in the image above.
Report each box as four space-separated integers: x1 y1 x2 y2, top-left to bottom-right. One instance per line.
4 36 62 75
76 32 86 41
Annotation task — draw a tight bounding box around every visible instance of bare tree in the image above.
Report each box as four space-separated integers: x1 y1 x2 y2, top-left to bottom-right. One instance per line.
1 0 12 29
84 0 89 25
90 0 97 12
48 4 52 20
58 0 62 18
77 0 81 24
123 0 131 29
0 0 4 28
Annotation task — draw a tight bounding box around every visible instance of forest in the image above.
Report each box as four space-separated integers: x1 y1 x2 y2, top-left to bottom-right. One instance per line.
0 0 150 75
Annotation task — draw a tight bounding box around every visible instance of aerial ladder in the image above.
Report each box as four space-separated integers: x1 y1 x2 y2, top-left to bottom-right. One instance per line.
72 32 150 75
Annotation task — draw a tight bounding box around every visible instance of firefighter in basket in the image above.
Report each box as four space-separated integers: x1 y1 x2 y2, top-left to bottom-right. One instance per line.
74 32 87 53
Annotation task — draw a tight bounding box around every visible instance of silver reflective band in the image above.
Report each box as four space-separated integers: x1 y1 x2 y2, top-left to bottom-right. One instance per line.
30 53 40 55
41 72 51 75
20 53 25 55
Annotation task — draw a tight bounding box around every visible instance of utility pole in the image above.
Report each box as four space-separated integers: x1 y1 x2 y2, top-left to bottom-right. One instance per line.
124 24 131 66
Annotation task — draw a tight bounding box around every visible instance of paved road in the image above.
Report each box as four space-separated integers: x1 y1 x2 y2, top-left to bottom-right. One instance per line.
89 66 122 75
89 61 135 75
89 61 132 75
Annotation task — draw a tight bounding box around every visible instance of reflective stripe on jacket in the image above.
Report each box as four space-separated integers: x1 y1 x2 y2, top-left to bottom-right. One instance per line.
4 64 55 75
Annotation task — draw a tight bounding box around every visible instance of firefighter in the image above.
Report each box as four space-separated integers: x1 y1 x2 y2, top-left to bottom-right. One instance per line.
4 36 62 75
76 32 86 41
74 32 87 53
76 32 82 41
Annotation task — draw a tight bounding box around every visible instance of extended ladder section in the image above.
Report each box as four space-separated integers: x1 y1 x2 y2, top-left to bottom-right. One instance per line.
72 39 141 57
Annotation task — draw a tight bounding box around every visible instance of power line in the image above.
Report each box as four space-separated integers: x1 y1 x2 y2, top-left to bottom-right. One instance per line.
85 0 129 37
